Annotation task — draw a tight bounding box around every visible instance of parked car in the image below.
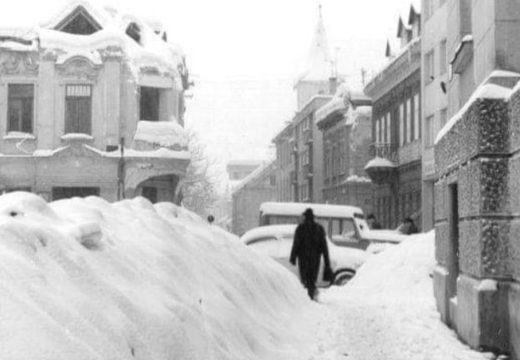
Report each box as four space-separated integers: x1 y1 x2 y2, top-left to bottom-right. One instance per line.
259 202 409 250
241 224 367 286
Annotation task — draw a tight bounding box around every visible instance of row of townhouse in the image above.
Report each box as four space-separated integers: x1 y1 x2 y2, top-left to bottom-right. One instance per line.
233 0 520 356
271 4 424 231
0 1 190 203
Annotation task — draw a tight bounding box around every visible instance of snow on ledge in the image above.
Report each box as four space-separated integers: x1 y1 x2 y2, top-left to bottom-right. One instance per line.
345 175 371 183
435 83 512 144
61 133 94 141
3 132 36 140
134 120 188 149
364 157 396 170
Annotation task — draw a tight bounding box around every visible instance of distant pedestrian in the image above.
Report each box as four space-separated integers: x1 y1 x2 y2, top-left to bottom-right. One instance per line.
290 208 332 300
366 214 382 230
207 215 215 224
399 217 418 235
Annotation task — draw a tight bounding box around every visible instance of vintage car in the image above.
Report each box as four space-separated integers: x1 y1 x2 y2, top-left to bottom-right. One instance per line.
241 224 367 286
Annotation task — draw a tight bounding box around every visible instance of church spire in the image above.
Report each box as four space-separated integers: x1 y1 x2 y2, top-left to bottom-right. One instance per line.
298 3 332 82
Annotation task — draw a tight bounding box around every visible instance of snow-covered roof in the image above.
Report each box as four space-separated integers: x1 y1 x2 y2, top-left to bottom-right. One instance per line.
435 82 513 144
232 160 275 193
0 0 187 85
364 157 397 170
260 202 364 219
133 120 188 150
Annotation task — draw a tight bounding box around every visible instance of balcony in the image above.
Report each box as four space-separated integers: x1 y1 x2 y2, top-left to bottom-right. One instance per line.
369 142 398 163
365 142 398 185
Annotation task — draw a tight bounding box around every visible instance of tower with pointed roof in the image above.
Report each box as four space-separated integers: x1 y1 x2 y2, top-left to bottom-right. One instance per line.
294 4 335 110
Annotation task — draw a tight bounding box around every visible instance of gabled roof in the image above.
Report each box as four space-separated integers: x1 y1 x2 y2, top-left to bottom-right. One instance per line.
385 40 392 58
41 0 111 30
408 4 421 26
396 17 410 38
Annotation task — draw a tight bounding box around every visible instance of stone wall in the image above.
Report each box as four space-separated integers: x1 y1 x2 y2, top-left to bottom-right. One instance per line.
434 88 520 356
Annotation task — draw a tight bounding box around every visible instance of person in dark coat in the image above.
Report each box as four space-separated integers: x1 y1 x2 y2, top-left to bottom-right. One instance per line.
399 217 418 235
366 214 382 229
290 208 332 300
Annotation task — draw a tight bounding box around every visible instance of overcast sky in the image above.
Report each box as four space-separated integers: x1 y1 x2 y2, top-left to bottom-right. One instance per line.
0 0 420 172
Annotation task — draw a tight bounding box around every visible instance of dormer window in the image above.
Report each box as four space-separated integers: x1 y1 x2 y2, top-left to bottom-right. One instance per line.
126 23 141 44
55 6 101 35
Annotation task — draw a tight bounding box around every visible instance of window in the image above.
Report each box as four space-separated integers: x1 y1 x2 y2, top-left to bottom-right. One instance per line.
424 0 434 19
440 108 448 127
376 118 380 143
8 84 34 133
414 94 420 140
439 40 447 75
65 84 91 134
126 23 142 44
385 114 391 143
425 115 435 147
399 103 405 146
140 87 160 121
406 98 412 143
425 50 435 82
269 175 276 186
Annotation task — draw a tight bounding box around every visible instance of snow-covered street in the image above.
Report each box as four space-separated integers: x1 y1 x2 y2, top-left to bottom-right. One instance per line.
0 192 500 360
304 233 494 360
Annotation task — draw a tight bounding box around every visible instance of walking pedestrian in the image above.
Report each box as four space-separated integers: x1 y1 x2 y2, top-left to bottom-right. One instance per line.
207 215 215 224
290 208 332 300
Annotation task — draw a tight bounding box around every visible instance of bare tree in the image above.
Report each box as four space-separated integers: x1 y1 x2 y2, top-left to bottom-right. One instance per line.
181 129 219 217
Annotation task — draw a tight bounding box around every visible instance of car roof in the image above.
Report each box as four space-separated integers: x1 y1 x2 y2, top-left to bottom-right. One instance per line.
240 225 297 244
259 202 364 218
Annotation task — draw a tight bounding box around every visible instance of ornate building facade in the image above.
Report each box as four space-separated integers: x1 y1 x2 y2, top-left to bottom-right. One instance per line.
0 1 190 203
316 87 373 212
363 5 422 229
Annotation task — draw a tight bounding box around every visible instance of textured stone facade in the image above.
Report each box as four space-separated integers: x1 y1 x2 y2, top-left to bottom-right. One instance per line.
434 86 520 357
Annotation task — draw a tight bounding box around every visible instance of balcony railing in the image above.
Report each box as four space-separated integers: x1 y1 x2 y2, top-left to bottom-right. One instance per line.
369 142 399 163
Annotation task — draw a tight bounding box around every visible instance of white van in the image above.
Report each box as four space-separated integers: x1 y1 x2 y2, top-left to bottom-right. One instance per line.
259 201 408 250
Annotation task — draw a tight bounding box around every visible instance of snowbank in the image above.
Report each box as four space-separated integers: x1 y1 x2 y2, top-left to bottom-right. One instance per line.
318 232 493 360
0 192 314 360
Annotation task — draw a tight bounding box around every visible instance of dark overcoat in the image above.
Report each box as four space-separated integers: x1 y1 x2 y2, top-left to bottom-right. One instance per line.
290 220 331 288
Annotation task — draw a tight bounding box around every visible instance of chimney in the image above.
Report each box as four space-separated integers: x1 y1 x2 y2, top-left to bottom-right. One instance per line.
329 77 337 95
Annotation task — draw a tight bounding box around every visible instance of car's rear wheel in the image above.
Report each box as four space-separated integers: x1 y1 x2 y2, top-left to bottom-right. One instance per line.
333 269 355 286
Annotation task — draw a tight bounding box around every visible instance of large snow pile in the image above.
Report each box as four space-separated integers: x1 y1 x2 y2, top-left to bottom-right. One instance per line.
316 232 493 360
0 192 313 360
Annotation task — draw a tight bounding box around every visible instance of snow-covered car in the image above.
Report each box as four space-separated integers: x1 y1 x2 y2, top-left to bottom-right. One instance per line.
241 224 367 286
259 202 409 250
